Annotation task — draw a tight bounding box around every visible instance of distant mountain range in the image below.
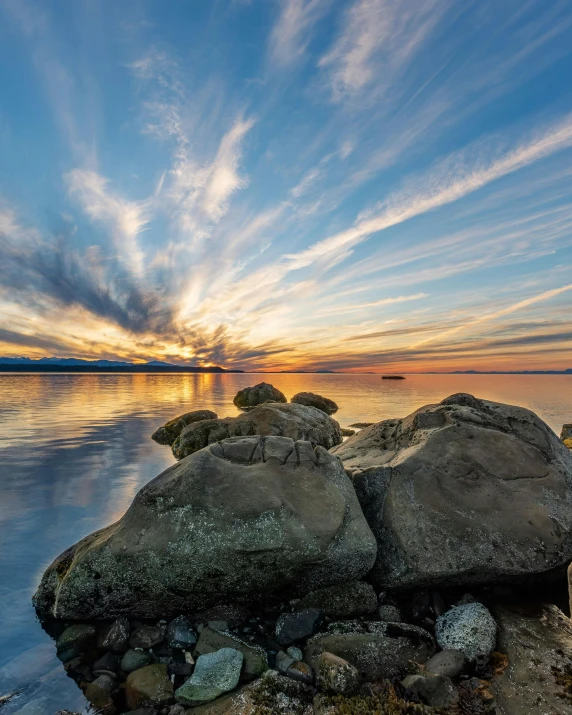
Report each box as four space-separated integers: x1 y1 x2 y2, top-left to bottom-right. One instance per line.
0 357 243 373
448 369 572 375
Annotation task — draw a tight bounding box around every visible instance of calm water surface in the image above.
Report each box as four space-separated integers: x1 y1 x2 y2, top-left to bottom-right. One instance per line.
0 373 570 712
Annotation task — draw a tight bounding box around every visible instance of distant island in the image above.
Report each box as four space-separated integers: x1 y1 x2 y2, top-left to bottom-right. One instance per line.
0 357 244 373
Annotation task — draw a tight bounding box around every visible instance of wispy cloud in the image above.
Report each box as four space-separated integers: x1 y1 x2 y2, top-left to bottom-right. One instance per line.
269 0 329 67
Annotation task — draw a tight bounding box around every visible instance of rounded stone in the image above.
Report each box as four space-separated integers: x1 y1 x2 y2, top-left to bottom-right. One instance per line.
435 603 497 662
233 382 286 408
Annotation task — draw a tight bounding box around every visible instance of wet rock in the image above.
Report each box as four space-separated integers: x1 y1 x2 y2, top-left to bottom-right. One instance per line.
126 664 173 709
130 625 165 649
175 648 243 706
297 581 378 619
424 649 466 679
192 603 250 629
436 602 497 661
291 392 338 415
194 627 268 681
276 650 296 674
305 621 434 681
402 673 459 709
316 651 360 695
233 382 286 408
35 437 375 619
120 709 156 715
172 403 342 459
83 674 116 711
287 646 304 661
103 617 130 652
378 604 401 622
166 616 197 650
93 651 120 676
207 620 229 632
121 649 153 673
152 410 218 445
333 393 572 590
56 624 96 654
286 661 313 684
491 603 572 714
275 609 325 645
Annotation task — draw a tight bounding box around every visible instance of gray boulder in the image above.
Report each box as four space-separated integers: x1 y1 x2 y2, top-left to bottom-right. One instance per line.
332 393 572 589
291 392 338 415
233 382 286 408
172 402 342 459
435 602 497 661
34 436 376 619
151 410 218 445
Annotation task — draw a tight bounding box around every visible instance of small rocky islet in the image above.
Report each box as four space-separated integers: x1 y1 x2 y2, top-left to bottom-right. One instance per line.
28 384 572 714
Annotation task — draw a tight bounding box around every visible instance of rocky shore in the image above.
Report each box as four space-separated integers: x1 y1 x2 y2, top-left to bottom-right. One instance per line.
29 385 572 714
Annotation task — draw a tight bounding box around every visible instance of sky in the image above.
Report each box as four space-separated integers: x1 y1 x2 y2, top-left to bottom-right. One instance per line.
0 0 571 372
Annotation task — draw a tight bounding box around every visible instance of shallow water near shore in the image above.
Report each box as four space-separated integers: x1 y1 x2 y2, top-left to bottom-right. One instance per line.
0 372 570 713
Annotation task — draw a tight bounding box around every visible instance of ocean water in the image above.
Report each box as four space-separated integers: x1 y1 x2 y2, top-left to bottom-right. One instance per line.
0 372 570 712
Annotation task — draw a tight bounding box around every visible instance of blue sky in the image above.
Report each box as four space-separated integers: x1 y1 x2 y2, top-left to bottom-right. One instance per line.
0 0 571 371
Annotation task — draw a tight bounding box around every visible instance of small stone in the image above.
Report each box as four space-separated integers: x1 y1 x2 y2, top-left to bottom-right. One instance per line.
378 605 401 622
561 424 572 441
130 625 165 649
175 648 243 706
316 651 360 696
103 617 130 652
93 651 120 675
121 649 153 673
291 392 338 415
276 650 296 674
402 674 459 709
207 620 229 632
436 603 497 662
425 649 466 679
275 609 325 645
298 582 378 619
286 661 314 684
341 428 356 437
287 646 304 661
125 664 174 709
166 616 197 649
56 624 96 654
193 626 268 681
83 674 116 711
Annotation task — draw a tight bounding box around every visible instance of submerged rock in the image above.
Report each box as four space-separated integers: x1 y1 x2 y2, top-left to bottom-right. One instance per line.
34 436 376 619
125 664 173 709
275 609 325 646
172 402 342 459
151 410 218 445
233 382 286 409
291 392 338 415
175 648 243 706
333 393 572 589
435 603 497 662
194 627 268 681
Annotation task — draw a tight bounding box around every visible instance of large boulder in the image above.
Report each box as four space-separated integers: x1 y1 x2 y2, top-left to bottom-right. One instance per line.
233 382 286 408
33 436 376 619
151 410 218 445
172 402 342 460
291 392 338 415
332 393 572 590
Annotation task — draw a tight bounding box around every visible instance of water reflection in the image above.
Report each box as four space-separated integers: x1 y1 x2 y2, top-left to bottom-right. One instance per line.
0 373 570 712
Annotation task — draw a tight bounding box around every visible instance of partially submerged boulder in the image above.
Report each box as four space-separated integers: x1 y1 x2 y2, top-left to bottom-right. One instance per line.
151 410 218 445
233 382 286 409
332 393 572 590
34 436 376 619
291 392 338 415
172 402 342 459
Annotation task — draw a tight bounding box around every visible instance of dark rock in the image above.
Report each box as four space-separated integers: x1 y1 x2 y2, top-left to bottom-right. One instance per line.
130 625 165 649
103 616 130 652
233 382 286 408
175 648 243 706
348 422 373 428
56 624 96 654
125 664 173 709
275 608 325 645
193 626 268 681
291 392 338 415
424 649 466 679
316 651 360 695
287 646 303 661
172 402 342 459
120 709 157 715
93 651 121 675
435 603 497 661
168 661 193 679
35 437 376 619
341 428 355 437
275 650 295 674
333 393 572 589
166 616 196 649
402 673 459 708
562 424 572 441
121 649 153 673
286 660 314 684
206 620 228 632
152 410 218 445
83 674 116 711
297 581 378 619
192 603 250 629
378 605 401 622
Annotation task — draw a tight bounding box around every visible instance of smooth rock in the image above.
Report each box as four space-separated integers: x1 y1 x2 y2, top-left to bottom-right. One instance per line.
402 674 459 709
167 616 197 649
172 402 342 459
93 651 120 675
424 649 466 679
103 617 130 652
291 392 338 415
207 620 229 632
152 410 218 445
121 649 153 673
175 648 243 706
34 437 376 619
275 608 325 645
275 650 296 675
130 625 165 649
233 382 286 408
491 603 572 714
193 627 268 681
287 646 304 661
378 605 401 622
125 664 173 709
83 674 116 711
286 661 314 684
56 624 96 654
316 651 360 695
333 393 572 589
297 581 378 619
435 602 497 661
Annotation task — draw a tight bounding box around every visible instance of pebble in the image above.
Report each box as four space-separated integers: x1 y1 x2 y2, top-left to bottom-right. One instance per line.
174 648 244 706
166 616 197 650
275 609 325 645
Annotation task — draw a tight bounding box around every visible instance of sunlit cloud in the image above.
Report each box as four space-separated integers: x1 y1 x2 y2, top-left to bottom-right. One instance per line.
269 0 329 67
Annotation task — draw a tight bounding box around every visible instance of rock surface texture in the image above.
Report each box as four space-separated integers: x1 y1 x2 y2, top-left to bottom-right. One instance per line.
291 392 338 415
233 382 286 408
151 410 218 445
172 402 342 459
34 436 376 619
332 393 572 589
435 602 497 661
